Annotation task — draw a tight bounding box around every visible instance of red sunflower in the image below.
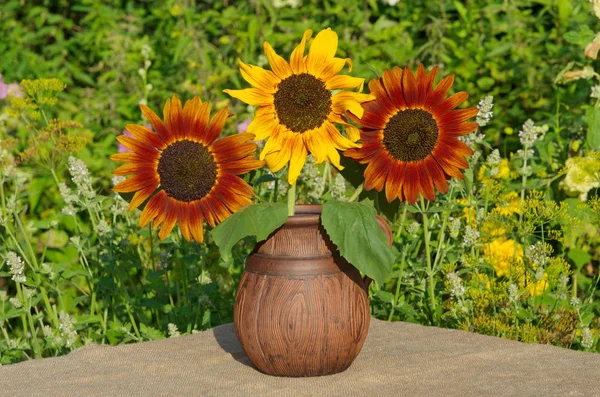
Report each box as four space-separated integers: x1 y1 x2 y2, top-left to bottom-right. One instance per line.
111 95 263 241
345 65 478 204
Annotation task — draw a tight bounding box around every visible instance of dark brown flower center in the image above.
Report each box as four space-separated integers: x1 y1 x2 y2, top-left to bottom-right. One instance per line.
157 140 217 202
382 109 439 162
273 73 332 133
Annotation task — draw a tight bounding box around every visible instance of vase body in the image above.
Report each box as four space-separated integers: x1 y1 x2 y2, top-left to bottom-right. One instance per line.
233 205 371 377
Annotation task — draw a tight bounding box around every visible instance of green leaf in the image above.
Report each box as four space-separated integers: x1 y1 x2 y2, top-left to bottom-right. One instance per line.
585 107 600 150
211 203 288 262
564 25 595 47
375 290 395 304
321 201 397 286
568 248 592 270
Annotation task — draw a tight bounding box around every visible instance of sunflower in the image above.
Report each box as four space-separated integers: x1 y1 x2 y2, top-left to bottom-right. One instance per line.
345 65 479 204
111 95 263 241
224 28 374 185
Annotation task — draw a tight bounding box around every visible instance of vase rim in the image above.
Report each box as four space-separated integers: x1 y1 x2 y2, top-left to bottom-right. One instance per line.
284 204 321 227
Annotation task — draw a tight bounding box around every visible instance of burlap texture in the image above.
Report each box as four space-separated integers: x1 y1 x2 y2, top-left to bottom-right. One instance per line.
0 319 598 396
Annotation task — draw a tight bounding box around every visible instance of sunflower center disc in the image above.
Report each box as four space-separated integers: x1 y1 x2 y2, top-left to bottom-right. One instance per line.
382 109 439 162
274 73 332 133
157 140 218 202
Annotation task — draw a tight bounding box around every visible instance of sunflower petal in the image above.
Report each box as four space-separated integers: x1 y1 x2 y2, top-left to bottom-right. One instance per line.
188 202 205 243
204 107 229 145
158 199 179 240
238 58 279 93
320 57 353 80
264 42 292 80
382 67 406 110
178 203 192 242
140 104 174 144
113 173 158 193
425 74 454 110
128 184 158 211
139 191 167 228
307 28 338 76
247 106 278 141
125 124 166 150
290 29 312 74
223 88 273 106
385 162 406 203
287 137 308 185
402 66 418 107
325 75 365 91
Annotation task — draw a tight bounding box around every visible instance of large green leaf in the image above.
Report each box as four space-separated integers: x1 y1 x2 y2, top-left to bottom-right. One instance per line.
321 201 397 286
585 106 600 150
211 203 288 262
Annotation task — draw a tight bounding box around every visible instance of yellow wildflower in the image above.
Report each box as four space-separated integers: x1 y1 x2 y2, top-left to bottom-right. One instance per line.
493 191 521 216
526 278 548 297
484 238 523 277
457 197 477 227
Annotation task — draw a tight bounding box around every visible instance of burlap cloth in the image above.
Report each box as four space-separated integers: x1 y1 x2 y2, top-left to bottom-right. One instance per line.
0 318 598 396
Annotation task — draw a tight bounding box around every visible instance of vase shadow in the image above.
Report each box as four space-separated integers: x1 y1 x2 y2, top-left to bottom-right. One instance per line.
211 323 256 369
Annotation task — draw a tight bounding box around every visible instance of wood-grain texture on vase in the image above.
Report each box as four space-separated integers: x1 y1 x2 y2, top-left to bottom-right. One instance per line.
233 205 371 377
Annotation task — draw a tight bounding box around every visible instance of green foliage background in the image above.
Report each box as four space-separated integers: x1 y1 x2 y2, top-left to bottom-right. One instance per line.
0 0 595 160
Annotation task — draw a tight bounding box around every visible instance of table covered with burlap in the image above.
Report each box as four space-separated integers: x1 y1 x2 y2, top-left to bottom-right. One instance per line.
0 318 598 396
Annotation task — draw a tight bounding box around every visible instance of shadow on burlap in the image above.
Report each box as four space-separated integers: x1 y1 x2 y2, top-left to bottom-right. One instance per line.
1 319 598 397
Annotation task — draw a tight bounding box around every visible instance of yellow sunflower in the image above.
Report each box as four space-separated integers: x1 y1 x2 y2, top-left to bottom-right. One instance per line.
224 28 374 184
111 95 263 241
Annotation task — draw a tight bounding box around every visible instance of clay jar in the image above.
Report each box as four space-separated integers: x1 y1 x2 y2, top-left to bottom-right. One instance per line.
233 204 392 377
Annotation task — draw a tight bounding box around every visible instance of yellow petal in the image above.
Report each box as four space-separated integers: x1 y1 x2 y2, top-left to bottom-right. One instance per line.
247 107 278 141
331 92 376 118
223 88 273 106
307 28 338 76
264 42 292 80
237 58 279 93
264 140 291 173
290 30 312 74
304 129 328 163
287 137 308 185
325 75 365 91
320 57 353 80
325 121 360 151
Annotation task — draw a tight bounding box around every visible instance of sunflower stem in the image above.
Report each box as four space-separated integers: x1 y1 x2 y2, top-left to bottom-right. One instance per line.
420 196 437 324
348 183 364 202
287 182 296 216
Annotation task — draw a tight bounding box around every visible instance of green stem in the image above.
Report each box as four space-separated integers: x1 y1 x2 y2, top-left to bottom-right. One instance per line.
420 196 437 323
287 182 296 216
348 183 364 202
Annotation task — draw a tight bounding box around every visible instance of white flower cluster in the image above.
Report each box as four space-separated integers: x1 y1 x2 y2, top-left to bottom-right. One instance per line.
58 312 78 347
446 272 466 299
95 219 111 237
168 323 181 338
476 96 494 127
518 119 548 150
581 327 594 349
6 251 26 283
59 182 78 215
525 242 552 267
407 221 420 235
330 174 347 200
462 225 479 248
68 156 95 200
448 217 461 239
507 283 519 304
